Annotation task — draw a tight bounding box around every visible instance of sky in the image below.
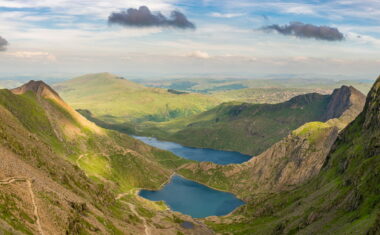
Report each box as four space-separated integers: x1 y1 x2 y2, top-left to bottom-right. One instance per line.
0 0 379 81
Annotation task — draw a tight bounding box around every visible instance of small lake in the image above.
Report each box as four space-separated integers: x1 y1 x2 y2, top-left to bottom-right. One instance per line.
139 175 245 218
133 136 251 165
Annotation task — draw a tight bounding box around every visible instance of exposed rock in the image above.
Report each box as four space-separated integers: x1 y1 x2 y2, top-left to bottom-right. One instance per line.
323 85 366 121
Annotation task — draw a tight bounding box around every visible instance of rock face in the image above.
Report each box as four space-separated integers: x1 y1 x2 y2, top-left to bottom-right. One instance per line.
323 85 366 121
232 124 339 195
11 80 61 99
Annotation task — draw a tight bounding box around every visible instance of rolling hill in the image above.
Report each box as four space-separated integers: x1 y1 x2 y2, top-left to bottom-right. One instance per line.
137 85 365 156
53 73 221 124
0 80 212 234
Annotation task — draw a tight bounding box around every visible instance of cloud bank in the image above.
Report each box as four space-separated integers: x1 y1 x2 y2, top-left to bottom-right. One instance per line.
261 22 344 41
0 36 8 51
108 6 195 29
186 50 210 59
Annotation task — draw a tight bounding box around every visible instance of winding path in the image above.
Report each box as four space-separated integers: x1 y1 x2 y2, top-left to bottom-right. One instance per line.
0 177 44 235
116 192 151 235
127 202 151 235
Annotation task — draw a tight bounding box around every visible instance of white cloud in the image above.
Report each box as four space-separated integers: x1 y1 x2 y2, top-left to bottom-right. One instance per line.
185 50 211 59
6 51 57 61
210 12 244 18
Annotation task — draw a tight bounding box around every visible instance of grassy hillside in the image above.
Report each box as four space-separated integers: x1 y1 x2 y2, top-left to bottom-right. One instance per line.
0 81 213 234
202 76 380 234
53 73 220 123
136 86 364 156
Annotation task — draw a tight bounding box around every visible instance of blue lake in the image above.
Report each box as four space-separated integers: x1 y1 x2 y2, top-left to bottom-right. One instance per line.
133 136 252 165
139 175 245 218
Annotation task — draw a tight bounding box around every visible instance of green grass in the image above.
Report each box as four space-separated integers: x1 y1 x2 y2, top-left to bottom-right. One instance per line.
54 73 220 123
292 121 332 144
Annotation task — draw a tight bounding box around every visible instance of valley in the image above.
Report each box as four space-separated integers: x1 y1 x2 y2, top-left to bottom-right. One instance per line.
0 75 378 235
2 1 379 234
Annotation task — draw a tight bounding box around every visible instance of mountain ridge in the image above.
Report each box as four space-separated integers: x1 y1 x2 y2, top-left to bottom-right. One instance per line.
200 76 380 234
138 85 365 156
0 80 211 234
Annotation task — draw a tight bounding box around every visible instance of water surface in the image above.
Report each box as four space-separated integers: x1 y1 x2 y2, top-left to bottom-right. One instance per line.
139 175 245 218
133 136 251 165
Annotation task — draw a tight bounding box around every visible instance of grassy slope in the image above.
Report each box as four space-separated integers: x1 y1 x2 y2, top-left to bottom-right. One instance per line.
53 73 220 123
139 93 332 155
0 83 204 234
204 77 380 234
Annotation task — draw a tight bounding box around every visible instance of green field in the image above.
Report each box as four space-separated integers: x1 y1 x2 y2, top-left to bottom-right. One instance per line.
53 73 221 124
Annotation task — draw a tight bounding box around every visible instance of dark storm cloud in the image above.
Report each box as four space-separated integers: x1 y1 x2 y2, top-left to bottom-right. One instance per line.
0 36 8 51
108 6 195 29
261 22 344 41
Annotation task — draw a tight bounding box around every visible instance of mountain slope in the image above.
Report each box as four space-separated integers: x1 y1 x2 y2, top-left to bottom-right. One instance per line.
141 86 365 155
203 76 380 234
53 73 220 123
0 81 211 234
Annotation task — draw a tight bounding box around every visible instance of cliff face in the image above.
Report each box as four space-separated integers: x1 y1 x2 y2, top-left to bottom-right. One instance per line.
234 123 339 195
323 85 366 121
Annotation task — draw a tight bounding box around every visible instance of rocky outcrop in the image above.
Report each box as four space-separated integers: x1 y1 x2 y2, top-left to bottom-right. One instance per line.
11 80 61 100
323 85 366 121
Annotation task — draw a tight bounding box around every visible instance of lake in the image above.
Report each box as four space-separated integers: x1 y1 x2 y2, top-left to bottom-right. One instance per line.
139 175 245 218
133 136 251 165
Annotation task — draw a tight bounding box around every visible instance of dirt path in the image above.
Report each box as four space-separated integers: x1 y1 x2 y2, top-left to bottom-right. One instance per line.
126 202 151 235
27 180 45 235
76 154 86 167
115 192 151 235
0 177 44 235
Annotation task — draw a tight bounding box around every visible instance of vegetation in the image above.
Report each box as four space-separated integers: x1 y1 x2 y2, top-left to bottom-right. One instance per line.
136 93 333 155
200 76 380 234
139 77 373 95
0 82 196 234
53 73 220 123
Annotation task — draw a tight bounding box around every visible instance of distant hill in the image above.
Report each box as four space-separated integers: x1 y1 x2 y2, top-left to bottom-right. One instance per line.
53 73 220 124
0 81 211 234
138 77 373 95
139 86 365 156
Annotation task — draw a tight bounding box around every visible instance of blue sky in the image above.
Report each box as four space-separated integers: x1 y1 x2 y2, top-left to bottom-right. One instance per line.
0 0 379 80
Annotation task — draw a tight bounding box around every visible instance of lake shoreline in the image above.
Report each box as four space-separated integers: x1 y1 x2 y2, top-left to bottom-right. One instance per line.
136 172 246 219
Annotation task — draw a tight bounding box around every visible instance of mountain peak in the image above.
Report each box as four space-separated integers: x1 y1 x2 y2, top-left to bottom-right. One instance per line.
323 85 366 121
11 80 61 100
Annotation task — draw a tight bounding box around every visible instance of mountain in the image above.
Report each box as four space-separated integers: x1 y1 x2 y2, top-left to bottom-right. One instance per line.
53 73 220 124
178 85 364 199
0 81 212 234
190 76 380 234
140 86 365 156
